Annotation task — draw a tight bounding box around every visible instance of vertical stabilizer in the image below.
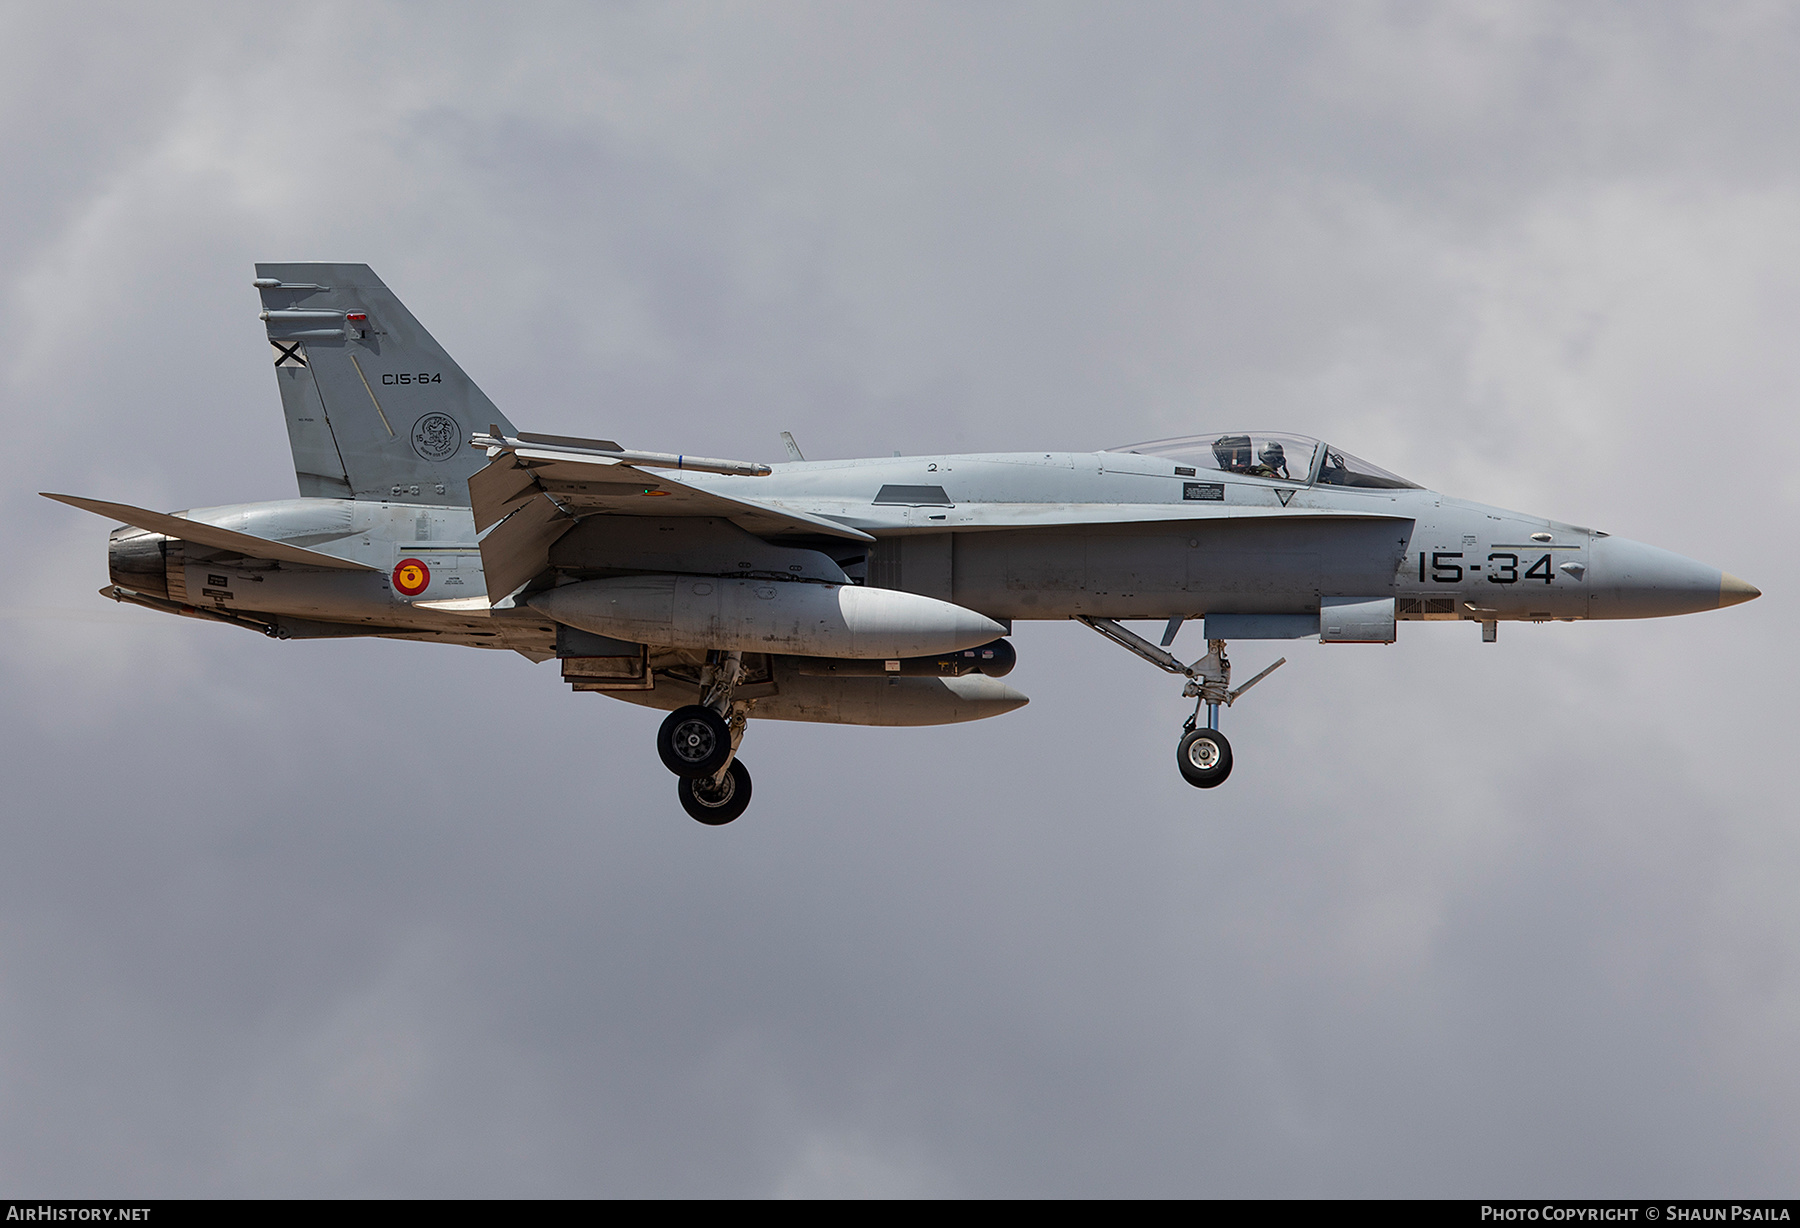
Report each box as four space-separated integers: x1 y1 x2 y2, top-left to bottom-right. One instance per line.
255 263 515 505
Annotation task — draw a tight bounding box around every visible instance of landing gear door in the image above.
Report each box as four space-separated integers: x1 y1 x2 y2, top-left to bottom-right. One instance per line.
1319 596 1396 643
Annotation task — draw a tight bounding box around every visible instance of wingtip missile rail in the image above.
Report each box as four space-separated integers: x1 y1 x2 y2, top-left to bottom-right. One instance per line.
470 428 773 478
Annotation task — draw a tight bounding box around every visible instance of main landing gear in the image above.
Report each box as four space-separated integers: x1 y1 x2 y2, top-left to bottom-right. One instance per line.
656 649 754 824
1077 618 1286 792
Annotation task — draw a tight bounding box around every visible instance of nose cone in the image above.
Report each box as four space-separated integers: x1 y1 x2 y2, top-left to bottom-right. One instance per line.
1720 573 1762 608
1588 536 1759 620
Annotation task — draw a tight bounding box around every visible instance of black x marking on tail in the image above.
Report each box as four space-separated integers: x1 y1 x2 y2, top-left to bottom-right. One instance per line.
273 341 306 367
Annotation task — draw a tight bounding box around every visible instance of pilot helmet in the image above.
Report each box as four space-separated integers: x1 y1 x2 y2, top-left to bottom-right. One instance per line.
1258 440 1286 471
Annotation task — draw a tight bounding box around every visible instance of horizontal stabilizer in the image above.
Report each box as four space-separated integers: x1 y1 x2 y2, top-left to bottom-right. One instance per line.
42 493 378 571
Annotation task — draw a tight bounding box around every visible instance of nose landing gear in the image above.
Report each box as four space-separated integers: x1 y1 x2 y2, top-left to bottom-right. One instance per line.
1177 725 1233 789
1077 618 1285 792
657 650 755 824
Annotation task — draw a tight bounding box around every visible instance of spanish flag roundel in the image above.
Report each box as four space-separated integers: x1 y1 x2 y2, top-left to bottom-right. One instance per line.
393 558 431 597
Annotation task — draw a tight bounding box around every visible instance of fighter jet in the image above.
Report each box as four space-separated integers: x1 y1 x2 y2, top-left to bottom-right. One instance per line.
45 264 1761 824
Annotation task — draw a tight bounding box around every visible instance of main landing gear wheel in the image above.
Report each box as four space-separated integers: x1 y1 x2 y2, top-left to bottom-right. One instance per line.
1177 727 1233 789
658 705 732 778
679 760 752 825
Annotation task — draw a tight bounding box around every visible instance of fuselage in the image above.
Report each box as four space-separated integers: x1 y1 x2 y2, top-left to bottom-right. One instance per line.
108 445 1755 638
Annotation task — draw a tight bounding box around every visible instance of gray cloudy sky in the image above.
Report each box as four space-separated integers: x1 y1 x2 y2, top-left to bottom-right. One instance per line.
1 1 1795 1197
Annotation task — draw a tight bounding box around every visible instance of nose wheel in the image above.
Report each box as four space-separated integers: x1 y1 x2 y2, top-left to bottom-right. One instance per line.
1176 724 1232 788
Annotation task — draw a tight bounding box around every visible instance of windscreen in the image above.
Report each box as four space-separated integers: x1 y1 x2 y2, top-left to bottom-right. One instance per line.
1314 445 1418 489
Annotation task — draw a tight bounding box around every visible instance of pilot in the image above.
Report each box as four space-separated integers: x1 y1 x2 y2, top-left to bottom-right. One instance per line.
1256 440 1289 479
1239 439 1289 480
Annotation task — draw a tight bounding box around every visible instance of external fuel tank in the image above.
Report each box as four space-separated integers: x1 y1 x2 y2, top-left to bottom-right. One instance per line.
528 575 1006 659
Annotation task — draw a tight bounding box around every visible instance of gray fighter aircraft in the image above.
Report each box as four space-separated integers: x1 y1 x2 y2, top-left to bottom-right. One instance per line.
46 264 1761 824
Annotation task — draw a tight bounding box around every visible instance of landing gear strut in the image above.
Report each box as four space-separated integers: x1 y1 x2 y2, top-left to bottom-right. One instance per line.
657 650 755 824
1077 618 1285 792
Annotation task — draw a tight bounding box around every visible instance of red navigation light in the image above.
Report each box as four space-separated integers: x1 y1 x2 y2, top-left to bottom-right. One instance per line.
346 312 367 321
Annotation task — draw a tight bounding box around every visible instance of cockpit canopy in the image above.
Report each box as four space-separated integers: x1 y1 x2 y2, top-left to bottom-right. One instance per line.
1109 432 1418 490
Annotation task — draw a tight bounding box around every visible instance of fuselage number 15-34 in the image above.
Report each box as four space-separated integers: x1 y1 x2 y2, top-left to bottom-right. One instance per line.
1420 552 1554 584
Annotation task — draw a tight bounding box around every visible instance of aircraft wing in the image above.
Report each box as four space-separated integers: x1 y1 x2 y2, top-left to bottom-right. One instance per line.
470 446 872 539
470 436 872 602
42 493 380 571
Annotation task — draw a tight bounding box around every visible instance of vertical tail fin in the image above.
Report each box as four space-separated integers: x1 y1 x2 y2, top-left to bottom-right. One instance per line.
255 263 515 505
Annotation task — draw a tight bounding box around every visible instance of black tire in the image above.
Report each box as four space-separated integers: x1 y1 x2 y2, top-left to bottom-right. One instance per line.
679 760 752 825
1176 726 1233 789
658 705 731 778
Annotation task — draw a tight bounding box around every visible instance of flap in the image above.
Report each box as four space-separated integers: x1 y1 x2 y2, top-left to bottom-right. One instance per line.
478 492 577 602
